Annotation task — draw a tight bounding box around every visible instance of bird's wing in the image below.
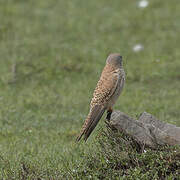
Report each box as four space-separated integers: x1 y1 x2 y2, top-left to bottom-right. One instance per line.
76 70 120 142
91 70 120 106
76 105 105 142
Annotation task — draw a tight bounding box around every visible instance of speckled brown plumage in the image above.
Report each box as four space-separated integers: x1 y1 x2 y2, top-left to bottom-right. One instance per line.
76 53 125 142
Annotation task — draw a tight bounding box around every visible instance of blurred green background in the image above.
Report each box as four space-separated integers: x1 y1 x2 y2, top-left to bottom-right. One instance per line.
0 0 179 179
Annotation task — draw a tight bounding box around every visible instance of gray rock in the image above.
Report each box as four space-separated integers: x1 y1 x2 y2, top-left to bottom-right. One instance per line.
110 111 180 148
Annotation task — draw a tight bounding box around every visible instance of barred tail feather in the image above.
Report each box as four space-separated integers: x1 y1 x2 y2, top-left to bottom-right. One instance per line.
76 105 105 142
76 111 93 142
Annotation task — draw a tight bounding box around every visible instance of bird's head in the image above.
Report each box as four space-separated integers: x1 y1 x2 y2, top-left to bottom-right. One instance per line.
106 53 123 68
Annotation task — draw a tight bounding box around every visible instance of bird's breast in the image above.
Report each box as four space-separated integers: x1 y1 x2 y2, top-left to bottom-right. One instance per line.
107 72 125 108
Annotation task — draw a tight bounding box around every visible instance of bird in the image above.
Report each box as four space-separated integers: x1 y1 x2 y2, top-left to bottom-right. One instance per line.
76 53 125 142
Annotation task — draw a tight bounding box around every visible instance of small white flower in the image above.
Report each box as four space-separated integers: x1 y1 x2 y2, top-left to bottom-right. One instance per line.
138 0 149 8
133 44 144 52
144 150 147 153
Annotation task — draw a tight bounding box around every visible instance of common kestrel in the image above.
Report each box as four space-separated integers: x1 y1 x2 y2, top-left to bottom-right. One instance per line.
76 53 125 142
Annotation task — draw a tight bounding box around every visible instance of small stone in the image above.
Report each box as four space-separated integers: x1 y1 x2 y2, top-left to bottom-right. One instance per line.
156 59 160 62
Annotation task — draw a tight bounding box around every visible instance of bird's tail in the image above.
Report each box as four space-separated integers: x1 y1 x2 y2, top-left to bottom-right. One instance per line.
76 105 105 142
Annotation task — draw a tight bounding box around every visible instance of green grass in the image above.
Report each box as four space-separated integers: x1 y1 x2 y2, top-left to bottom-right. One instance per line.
0 0 180 179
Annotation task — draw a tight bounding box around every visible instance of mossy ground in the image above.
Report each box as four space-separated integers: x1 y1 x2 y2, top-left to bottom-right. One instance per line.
0 0 179 179
64 127 180 179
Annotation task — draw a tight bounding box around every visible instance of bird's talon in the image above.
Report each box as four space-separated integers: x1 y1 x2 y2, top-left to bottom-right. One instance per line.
106 111 112 121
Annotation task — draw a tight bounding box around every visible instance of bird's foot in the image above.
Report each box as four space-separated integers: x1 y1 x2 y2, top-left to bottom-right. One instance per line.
106 110 112 122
